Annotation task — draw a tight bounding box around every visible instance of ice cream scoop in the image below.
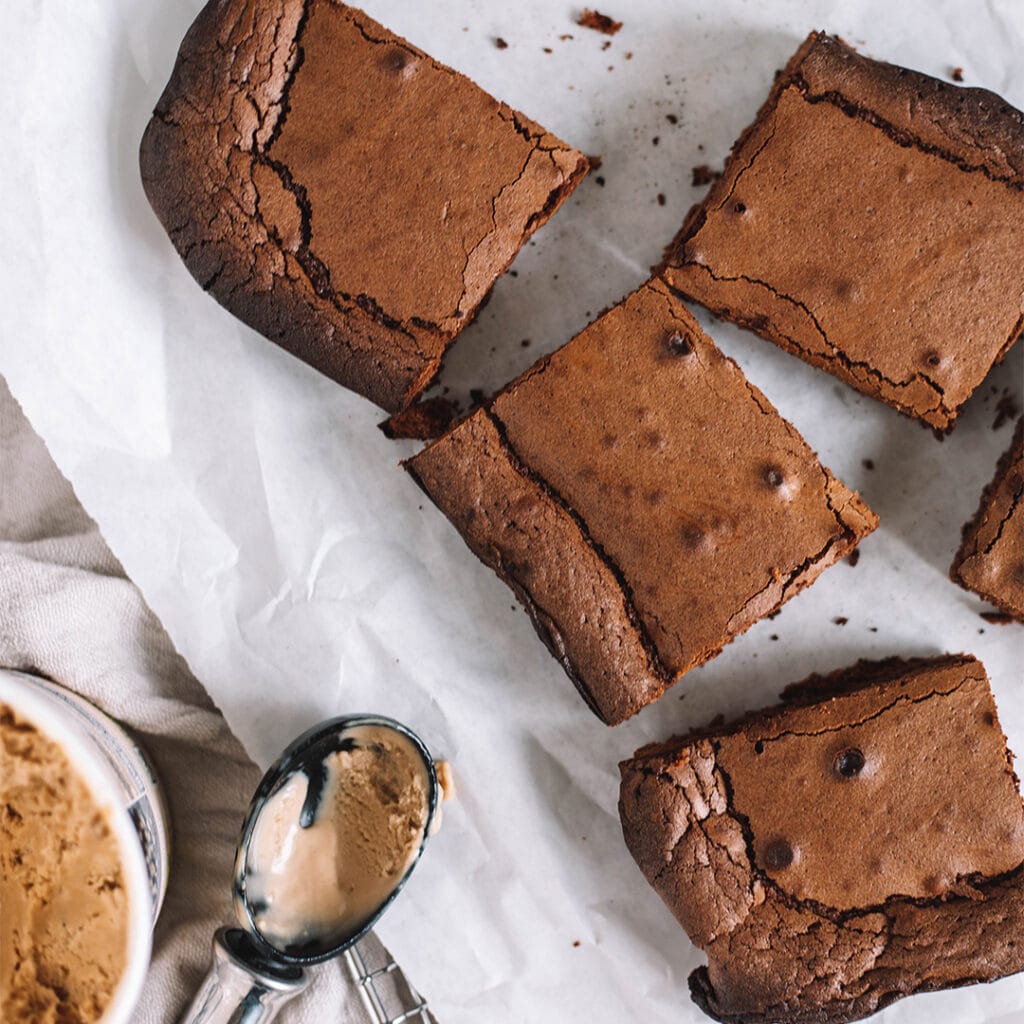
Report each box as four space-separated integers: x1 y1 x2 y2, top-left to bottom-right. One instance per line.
179 714 439 1024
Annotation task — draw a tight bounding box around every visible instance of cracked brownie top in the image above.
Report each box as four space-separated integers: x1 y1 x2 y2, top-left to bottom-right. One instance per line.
620 654 1024 1023
408 279 876 724
951 417 1024 620
140 0 588 414
660 32 1024 431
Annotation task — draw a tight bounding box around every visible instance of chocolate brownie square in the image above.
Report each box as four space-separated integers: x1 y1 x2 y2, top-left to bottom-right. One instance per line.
140 0 588 414
661 32 1024 431
408 280 876 724
951 417 1024 620
620 654 1024 1023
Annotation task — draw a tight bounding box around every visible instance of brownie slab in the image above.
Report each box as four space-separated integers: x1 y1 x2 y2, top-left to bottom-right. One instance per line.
620 655 1024 1024
661 32 1024 431
952 417 1024 620
140 0 587 414
408 280 876 724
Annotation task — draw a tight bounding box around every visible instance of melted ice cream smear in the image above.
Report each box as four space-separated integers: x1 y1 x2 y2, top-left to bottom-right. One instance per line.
244 724 430 952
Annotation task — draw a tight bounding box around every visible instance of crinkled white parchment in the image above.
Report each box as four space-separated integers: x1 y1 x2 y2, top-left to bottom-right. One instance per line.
2 1 1023 1021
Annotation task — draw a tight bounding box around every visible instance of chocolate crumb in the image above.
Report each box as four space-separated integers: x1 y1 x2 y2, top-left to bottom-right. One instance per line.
869 626 878 633
846 548 860 567
495 37 508 49
657 192 666 206
559 33 574 40
666 113 679 124
981 611 1014 625
833 616 848 626
992 392 1020 430
578 9 623 35
595 175 606 186
573 940 582 947
952 66 964 82
588 154 603 171
543 46 553 53
379 397 458 440
691 164 722 187
770 634 779 641
862 458 875 470
601 39 612 51
520 339 531 348
652 136 660 146
625 51 633 59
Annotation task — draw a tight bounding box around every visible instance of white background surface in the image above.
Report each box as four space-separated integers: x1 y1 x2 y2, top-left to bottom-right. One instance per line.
3 1 1024 1021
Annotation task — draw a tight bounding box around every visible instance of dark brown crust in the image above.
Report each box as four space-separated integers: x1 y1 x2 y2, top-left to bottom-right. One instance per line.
407 409 668 724
951 417 1024 620
660 32 1024 432
139 0 588 414
620 655 1024 1024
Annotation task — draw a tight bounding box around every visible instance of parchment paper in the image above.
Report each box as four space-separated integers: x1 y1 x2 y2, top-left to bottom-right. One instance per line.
2 1 1023 1021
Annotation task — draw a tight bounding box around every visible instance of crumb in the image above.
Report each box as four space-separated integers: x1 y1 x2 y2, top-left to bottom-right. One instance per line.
862 458 875 470
595 175 606 186
652 136 660 146
588 154 603 171
993 391 1020 430
952 66 964 82
833 616 848 626
495 37 508 49
979 627 986 634
666 113 679 124
981 611 1014 625
379 397 458 440
657 192 666 206
625 51 633 59
770 634 779 641
521 339 531 348
559 33 574 40
691 164 722 187
602 39 612 51
543 46 553 53
578 9 623 35
846 548 860 567
869 626 878 633
509 270 518 278
573 940 582 948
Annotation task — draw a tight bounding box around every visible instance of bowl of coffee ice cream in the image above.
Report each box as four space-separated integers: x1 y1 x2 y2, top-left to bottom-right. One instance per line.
0 669 168 1024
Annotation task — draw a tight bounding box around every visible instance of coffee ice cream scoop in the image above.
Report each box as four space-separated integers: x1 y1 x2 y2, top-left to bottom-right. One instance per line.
179 714 439 1024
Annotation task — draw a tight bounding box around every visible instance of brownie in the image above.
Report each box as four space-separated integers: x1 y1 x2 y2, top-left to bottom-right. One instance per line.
139 0 588 414
951 417 1024 620
619 654 1024 1024
661 32 1024 431
408 279 876 724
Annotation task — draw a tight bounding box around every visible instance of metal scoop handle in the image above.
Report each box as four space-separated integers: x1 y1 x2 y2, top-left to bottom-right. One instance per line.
177 928 307 1024
178 927 437 1024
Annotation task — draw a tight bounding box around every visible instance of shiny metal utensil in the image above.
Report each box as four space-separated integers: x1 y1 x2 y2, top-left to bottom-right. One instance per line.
179 714 440 1024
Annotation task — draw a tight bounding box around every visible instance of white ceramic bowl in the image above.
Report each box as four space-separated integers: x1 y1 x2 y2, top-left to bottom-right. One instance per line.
0 669 170 1024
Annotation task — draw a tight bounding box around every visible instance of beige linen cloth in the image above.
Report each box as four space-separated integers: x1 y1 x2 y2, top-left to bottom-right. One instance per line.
0 374 412 1021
